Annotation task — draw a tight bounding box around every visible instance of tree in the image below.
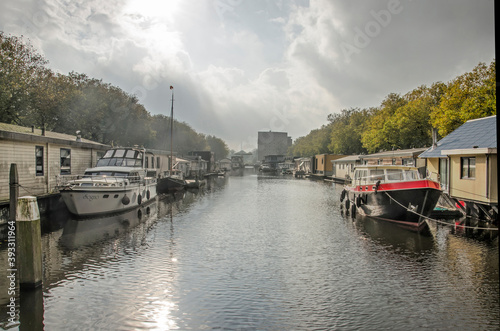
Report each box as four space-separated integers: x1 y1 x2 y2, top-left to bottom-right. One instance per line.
430 60 496 136
361 93 407 153
0 32 47 124
328 108 369 154
206 135 229 160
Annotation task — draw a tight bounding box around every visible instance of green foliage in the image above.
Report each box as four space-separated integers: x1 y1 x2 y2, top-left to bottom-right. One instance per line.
430 61 496 136
206 135 229 159
0 33 229 159
0 32 48 124
328 108 369 155
288 125 331 157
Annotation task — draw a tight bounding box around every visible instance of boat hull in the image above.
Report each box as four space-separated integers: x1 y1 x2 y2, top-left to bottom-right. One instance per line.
345 180 441 224
60 183 157 217
157 176 186 193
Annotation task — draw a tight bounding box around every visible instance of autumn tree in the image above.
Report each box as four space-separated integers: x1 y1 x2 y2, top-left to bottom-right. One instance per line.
430 60 496 136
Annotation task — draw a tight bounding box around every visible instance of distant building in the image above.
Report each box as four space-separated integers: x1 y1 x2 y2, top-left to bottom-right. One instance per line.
312 154 345 177
332 155 362 182
257 131 292 162
188 151 215 172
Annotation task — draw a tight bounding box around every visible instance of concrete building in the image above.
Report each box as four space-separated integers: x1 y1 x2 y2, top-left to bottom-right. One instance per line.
257 131 292 162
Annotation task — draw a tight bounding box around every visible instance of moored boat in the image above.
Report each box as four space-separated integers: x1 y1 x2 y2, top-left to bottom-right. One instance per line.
158 169 186 192
58 147 158 217
341 165 442 226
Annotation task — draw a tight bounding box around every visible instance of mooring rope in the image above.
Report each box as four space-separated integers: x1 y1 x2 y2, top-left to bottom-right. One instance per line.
383 191 498 231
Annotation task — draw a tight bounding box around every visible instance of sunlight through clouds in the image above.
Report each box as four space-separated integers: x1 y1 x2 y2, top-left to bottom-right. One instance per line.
0 0 494 150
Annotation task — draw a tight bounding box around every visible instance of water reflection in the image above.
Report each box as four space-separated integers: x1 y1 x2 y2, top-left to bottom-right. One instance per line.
59 200 158 250
0 176 497 330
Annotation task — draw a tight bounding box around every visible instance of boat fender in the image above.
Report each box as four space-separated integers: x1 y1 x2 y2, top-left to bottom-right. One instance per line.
351 203 356 218
137 194 142 205
356 195 361 207
122 194 130 205
146 190 150 200
345 198 350 210
137 209 142 219
373 180 381 194
340 189 346 202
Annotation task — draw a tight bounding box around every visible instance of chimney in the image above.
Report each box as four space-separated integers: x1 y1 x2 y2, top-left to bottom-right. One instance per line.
431 128 438 150
76 130 82 142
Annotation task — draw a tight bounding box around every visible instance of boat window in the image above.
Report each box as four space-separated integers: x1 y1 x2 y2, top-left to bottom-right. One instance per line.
96 158 110 167
386 169 403 181
125 150 136 158
113 172 128 177
103 150 114 158
123 159 137 167
369 169 385 181
99 172 114 176
404 170 418 180
114 149 126 158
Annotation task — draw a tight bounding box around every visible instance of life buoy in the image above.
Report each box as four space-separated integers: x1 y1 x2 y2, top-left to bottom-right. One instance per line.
137 194 142 205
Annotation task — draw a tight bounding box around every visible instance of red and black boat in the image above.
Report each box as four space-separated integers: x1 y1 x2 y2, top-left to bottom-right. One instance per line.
340 165 442 227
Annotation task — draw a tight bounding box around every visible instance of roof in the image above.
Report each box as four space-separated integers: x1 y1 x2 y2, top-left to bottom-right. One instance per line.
361 147 428 159
419 115 497 158
0 122 108 148
332 155 362 163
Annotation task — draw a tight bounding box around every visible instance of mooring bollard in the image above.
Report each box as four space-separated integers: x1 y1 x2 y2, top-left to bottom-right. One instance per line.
16 196 43 289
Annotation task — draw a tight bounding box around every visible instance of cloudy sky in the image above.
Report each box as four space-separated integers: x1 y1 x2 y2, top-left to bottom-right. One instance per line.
0 0 495 151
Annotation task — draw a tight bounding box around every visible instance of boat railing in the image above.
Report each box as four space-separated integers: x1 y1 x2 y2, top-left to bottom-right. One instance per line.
58 174 155 187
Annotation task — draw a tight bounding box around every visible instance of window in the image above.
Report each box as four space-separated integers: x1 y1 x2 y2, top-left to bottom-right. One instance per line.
152 156 155 168
461 157 476 179
157 157 160 168
60 149 71 175
386 169 403 181
370 169 385 181
145 156 149 168
125 150 136 158
35 146 44 176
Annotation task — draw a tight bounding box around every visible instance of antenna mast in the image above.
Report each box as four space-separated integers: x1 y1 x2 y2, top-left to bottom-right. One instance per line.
170 86 174 173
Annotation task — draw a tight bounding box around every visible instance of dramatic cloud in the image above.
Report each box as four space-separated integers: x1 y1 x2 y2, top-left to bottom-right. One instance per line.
0 0 495 151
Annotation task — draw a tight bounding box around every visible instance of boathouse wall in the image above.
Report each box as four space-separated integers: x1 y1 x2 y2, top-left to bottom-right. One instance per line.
448 154 497 205
0 139 106 201
0 123 109 203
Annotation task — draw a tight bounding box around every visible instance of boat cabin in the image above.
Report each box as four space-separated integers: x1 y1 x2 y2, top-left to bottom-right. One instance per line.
353 166 422 186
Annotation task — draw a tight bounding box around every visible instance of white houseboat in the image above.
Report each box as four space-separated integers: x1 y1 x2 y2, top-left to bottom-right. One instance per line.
58 147 158 217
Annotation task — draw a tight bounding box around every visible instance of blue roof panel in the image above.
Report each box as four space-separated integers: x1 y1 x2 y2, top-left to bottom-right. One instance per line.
420 116 497 158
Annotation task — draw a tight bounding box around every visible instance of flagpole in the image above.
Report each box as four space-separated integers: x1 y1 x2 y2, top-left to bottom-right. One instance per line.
170 86 174 173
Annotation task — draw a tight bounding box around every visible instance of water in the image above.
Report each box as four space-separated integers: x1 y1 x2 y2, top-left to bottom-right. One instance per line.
1 174 499 330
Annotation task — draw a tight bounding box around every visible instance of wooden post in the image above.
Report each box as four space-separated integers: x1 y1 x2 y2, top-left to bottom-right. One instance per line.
9 164 18 224
16 196 43 289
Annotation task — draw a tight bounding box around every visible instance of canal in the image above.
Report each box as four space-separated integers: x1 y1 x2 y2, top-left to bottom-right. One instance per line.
1 174 499 330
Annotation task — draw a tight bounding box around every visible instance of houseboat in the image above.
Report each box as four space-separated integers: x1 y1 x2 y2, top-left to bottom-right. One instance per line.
341 165 442 226
58 147 158 217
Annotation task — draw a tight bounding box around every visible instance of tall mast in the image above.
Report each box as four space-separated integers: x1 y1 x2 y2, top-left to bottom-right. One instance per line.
170 86 174 173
